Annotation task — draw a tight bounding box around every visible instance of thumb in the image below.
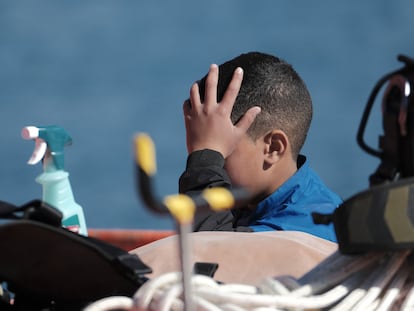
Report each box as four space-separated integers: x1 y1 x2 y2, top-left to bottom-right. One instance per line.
235 106 261 133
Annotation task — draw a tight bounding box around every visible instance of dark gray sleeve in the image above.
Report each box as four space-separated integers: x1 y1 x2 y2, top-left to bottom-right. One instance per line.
179 149 251 232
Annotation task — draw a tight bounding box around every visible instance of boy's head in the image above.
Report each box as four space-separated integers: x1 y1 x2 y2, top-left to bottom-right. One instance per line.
197 52 313 159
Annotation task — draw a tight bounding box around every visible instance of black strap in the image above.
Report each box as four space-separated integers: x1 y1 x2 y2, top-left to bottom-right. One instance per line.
0 199 62 227
0 201 18 216
193 262 219 278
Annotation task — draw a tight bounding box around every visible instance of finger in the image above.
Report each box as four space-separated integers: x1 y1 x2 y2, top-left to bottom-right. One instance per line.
220 67 243 113
189 82 202 113
183 99 192 114
183 100 192 125
182 101 193 153
204 64 219 106
235 106 261 133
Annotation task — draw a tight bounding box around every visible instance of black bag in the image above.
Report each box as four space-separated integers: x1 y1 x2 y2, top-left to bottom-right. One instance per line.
0 200 151 310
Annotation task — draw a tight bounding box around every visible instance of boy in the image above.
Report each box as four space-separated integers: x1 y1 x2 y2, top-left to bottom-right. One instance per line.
179 52 342 242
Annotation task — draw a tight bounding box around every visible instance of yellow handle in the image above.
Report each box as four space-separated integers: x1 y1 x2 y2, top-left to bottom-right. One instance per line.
202 187 235 211
163 194 196 224
134 133 157 176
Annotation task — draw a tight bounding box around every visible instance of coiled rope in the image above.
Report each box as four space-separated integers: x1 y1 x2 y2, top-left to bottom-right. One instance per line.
84 250 414 311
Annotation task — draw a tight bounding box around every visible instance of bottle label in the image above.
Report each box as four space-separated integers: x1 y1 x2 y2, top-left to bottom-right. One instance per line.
63 215 81 234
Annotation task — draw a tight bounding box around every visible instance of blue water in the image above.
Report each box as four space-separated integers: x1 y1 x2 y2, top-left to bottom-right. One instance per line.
0 1 413 230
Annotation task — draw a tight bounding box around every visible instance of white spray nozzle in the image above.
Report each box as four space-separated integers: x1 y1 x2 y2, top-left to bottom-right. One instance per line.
404 81 411 97
27 139 47 165
21 126 40 140
22 126 47 165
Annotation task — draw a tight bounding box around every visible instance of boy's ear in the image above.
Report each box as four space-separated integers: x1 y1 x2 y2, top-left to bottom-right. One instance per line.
263 130 289 164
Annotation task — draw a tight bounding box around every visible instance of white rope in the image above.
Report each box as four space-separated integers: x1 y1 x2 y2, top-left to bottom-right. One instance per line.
351 251 410 310
134 271 182 309
83 296 134 311
330 251 410 311
84 250 414 311
376 263 411 311
401 286 414 311
258 276 299 295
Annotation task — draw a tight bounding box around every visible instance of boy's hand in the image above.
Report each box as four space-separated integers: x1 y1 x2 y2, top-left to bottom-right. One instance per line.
183 64 261 158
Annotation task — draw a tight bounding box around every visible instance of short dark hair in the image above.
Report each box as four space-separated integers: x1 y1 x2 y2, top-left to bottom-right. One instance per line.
197 52 313 159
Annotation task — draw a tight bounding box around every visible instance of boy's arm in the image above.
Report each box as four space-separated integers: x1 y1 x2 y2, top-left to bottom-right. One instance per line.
179 150 231 192
178 149 236 231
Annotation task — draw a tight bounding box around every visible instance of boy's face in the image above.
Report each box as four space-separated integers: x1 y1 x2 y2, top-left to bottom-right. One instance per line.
224 134 265 196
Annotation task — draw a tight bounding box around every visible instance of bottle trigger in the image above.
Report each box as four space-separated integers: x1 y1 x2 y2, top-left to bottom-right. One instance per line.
28 138 47 165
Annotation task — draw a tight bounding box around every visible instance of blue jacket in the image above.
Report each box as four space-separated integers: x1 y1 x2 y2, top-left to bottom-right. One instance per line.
248 156 342 242
179 150 342 242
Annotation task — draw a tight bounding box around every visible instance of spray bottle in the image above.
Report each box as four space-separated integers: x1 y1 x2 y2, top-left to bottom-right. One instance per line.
21 125 88 236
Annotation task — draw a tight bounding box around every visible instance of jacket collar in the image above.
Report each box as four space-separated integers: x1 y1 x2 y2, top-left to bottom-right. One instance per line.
254 154 310 217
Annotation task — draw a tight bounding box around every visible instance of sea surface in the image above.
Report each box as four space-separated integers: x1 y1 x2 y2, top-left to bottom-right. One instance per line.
0 1 413 230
